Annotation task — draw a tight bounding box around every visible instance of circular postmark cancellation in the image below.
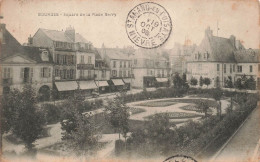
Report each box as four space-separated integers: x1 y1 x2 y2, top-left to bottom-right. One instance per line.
163 155 198 162
126 2 172 49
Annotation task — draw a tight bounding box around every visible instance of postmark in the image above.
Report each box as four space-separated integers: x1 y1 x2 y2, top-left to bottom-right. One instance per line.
163 155 198 162
126 2 172 49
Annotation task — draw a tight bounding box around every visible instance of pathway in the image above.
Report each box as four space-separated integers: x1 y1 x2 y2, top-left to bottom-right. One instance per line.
211 104 260 162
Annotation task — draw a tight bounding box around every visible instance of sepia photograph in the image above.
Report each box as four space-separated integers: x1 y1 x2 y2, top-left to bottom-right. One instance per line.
0 0 259 161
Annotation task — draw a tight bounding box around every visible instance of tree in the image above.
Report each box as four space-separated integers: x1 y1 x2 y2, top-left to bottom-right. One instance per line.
173 73 183 89
104 92 130 140
212 88 223 118
199 76 204 87
234 78 243 89
246 76 256 90
195 100 210 117
204 78 211 88
61 88 99 155
190 77 198 86
3 85 45 151
225 76 233 88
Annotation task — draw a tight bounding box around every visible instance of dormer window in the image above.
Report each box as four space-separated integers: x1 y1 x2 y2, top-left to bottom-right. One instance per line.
41 51 49 61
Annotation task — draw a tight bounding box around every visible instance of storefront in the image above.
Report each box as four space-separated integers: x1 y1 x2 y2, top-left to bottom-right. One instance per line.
54 81 78 99
95 80 109 93
155 78 169 87
109 79 125 91
123 78 131 90
79 81 98 96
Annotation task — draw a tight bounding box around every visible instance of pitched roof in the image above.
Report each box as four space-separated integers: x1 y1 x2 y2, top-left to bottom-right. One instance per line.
234 49 259 63
194 35 237 62
22 46 53 63
1 24 23 59
101 49 130 60
40 28 89 43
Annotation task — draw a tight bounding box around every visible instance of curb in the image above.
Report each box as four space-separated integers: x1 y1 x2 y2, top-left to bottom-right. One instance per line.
209 105 259 162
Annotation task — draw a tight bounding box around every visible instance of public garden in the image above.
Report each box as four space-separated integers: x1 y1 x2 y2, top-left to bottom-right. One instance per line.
1 75 259 161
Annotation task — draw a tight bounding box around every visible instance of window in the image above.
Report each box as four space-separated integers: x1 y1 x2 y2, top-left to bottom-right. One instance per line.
124 61 126 68
129 61 131 67
217 64 220 71
198 64 202 70
250 65 253 72
134 59 137 65
237 65 242 73
81 55 84 63
120 61 122 67
224 64 226 73
195 54 197 59
102 70 106 78
3 68 11 78
113 61 116 68
63 69 66 79
233 65 235 72
119 70 122 77
70 69 74 79
128 71 130 77
88 56 92 64
150 70 153 75
230 65 232 73
162 69 165 77
112 70 117 77
258 64 260 72
41 67 51 78
123 71 126 77
66 70 70 79
55 69 59 76
88 70 91 77
80 70 84 78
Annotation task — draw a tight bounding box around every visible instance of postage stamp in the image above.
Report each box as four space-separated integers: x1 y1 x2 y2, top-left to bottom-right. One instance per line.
125 2 172 49
164 155 198 162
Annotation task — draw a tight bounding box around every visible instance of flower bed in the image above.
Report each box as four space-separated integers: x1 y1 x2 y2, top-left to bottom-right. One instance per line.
129 107 146 115
146 112 203 119
136 101 176 107
180 105 213 113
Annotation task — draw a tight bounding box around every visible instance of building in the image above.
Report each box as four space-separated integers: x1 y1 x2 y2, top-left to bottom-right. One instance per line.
100 47 132 91
131 48 171 88
30 27 98 97
94 50 110 93
1 24 53 100
187 27 259 89
170 41 196 75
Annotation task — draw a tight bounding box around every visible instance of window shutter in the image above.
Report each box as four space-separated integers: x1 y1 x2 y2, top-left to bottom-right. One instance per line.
48 68 51 77
20 68 24 78
40 68 43 77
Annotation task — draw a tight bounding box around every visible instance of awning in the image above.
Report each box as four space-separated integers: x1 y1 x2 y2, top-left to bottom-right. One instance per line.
55 81 78 91
79 81 98 90
156 78 168 82
123 78 131 83
111 79 125 86
95 80 109 87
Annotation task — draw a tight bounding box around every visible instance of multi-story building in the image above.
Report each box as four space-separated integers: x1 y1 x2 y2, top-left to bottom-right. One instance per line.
131 49 171 88
1 24 53 100
94 50 110 93
187 27 259 88
100 48 132 91
170 42 196 75
30 27 98 96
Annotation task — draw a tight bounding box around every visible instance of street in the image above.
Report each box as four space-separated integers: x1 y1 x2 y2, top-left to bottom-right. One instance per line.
212 104 260 162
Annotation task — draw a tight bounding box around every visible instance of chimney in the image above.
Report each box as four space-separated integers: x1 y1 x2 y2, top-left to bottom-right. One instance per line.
229 35 236 49
0 23 6 44
65 26 75 42
28 34 33 46
205 26 213 38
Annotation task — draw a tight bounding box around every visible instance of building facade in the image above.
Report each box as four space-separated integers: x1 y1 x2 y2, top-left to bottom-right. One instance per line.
1 24 53 100
187 27 259 89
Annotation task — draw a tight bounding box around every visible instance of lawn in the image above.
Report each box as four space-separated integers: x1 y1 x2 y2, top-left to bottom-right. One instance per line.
163 99 218 107
136 101 177 107
180 105 214 113
146 112 203 120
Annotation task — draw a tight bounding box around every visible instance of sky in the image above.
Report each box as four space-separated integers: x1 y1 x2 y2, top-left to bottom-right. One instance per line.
1 0 259 49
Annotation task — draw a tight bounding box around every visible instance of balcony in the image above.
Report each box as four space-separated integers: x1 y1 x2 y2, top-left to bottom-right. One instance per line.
77 64 94 70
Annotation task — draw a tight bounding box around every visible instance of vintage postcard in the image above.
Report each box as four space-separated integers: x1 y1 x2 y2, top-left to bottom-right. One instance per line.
0 0 259 161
